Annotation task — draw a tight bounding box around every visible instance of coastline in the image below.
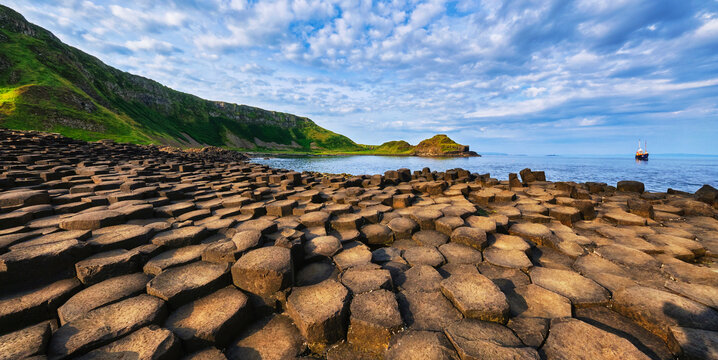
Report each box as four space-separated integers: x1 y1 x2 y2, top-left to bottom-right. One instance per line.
1 128 717 359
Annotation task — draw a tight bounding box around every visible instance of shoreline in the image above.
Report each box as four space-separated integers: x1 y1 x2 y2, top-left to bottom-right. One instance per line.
1 128 717 359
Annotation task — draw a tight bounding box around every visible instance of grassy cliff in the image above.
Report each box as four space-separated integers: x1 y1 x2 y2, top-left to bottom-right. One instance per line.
0 5 361 152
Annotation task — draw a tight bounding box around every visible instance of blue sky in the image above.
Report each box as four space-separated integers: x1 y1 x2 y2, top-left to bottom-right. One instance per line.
4 0 718 154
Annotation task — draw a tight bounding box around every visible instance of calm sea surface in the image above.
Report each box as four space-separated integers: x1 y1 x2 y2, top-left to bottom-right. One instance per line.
251 154 718 193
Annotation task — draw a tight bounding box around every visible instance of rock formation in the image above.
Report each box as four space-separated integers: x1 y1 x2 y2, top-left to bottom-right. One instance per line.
0 129 717 359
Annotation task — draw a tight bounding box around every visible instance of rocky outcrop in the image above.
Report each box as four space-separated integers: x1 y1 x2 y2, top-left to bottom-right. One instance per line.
412 134 480 157
0 128 716 359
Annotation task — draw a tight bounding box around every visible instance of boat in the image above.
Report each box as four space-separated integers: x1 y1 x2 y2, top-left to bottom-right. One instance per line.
635 140 649 160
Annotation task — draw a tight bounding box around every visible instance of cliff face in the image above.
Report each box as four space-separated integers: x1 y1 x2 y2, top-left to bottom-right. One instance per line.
412 134 479 157
0 5 361 152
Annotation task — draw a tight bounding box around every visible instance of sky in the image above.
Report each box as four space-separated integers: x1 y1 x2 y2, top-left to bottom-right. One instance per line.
3 0 718 155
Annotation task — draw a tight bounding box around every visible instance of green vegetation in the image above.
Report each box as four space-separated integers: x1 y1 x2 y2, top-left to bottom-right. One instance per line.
413 134 468 154
0 5 360 151
0 5 478 156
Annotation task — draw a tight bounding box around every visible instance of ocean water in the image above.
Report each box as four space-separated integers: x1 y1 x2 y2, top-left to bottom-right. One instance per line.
251 154 718 193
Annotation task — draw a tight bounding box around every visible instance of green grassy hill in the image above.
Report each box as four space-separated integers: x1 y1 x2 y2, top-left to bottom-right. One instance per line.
0 5 361 152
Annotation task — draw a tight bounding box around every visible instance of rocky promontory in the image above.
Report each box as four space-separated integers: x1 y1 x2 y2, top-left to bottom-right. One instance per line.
0 128 717 359
368 134 480 157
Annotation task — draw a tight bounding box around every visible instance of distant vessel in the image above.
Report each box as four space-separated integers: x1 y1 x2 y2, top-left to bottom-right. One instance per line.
635 140 649 160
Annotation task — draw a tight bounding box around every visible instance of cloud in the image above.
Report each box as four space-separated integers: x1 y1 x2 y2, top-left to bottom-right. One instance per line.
125 36 181 54
3 0 718 154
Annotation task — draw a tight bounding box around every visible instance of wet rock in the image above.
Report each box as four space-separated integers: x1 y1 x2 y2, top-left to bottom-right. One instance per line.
385 330 459 360
529 267 610 307
76 326 181 360
147 261 229 307
231 246 293 297
347 289 403 354
440 273 509 323
444 319 540 359
58 273 151 325
225 314 306 360
165 287 251 350
541 317 651 360
48 294 167 358
286 279 350 353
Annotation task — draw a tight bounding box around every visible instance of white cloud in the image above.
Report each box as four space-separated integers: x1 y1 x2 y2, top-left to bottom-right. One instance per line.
125 36 177 53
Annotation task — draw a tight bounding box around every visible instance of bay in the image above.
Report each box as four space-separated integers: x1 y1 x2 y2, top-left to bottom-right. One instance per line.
252 154 718 193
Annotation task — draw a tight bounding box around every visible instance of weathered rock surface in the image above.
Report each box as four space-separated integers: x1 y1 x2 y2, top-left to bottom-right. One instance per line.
76 326 181 360
0 129 716 359
58 273 150 325
347 289 403 354
440 273 509 323
385 330 459 360
165 287 251 350
444 319 540 359
48 294 167 358
541 318 651 360
231 246 293 297
286 280 350 353
225 314 306 360
146 261 229 307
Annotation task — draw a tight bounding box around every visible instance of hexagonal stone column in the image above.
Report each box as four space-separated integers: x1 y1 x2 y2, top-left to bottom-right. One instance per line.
286 279 350 353
347 289 403 355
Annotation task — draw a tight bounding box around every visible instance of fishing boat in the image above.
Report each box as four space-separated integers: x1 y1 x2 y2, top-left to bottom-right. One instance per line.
635 140 649 160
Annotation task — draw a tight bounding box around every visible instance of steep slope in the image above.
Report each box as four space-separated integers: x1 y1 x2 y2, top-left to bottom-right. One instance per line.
412 134 479 157
0 5 361 151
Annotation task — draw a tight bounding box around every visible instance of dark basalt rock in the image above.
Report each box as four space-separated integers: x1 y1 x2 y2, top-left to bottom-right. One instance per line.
0 128 715 359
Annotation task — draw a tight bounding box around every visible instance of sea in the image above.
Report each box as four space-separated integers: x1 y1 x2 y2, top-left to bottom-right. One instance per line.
251 154 718 193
